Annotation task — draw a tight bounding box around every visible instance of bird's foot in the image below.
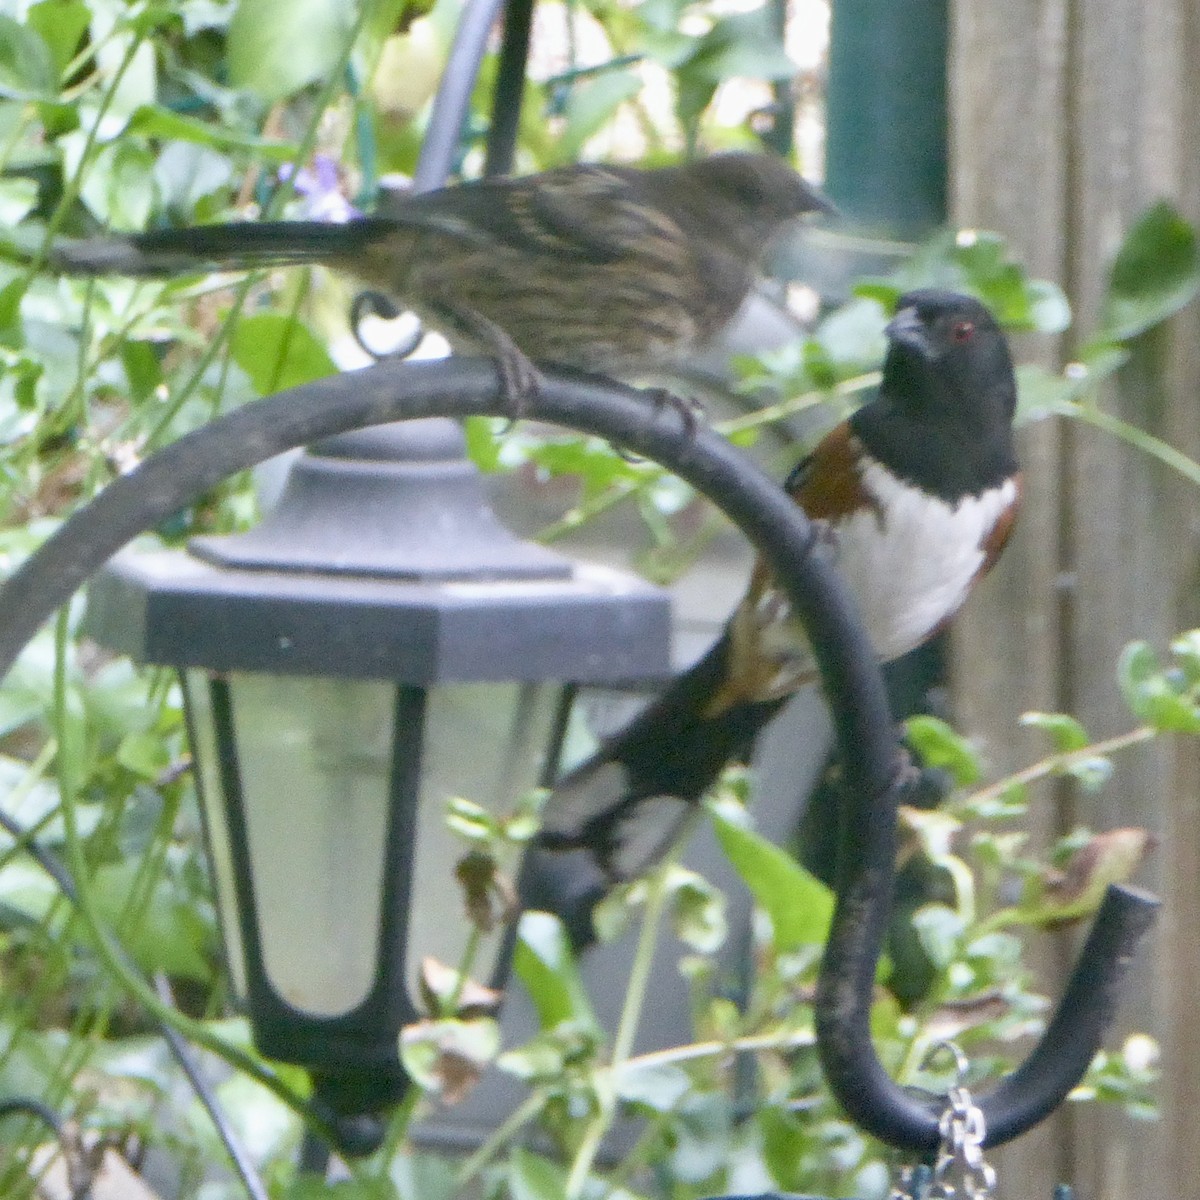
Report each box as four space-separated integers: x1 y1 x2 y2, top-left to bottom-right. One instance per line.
426 295 542 426
644 386 705 439
492 342 544 428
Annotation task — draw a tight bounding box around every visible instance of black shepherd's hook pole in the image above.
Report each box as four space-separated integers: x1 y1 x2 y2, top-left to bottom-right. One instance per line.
815 770 1159 1150
814 711 1159 1149
0 357 1158 1159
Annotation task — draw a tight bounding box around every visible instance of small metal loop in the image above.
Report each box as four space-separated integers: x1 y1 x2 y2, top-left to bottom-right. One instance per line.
349 290 426 362
921 1039 971 1087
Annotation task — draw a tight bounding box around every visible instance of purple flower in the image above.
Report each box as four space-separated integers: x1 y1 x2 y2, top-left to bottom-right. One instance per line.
279 155 361 222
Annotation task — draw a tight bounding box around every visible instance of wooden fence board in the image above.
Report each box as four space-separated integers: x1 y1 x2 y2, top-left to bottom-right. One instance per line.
949 0 1200 1195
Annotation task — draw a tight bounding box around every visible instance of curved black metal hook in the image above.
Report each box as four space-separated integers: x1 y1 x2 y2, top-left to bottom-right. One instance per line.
0 1095 66 1140
0 1096 92 1200
348 290 424 363
815 758 1159 1152
0 357 1157 1155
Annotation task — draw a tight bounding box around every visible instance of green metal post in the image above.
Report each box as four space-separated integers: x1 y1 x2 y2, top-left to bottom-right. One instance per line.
824 0 948 234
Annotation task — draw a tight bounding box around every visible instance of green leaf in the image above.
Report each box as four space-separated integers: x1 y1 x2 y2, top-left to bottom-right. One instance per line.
1170 629 1200 685
1100 201 1200 341
636 0 693 35
1015 362 1077 423
286 1179 398 1200
556 69 642 163
759 1105 810 1192
128 105 301 163
1019 710 1090 752
399 1017 500 1095
1064 755 1114 792
512 911 600 1033
668 868 727 952
674 9 794 128
79 139 157 231
0 178 38 226
463 415 503 472
0 859 61 923
102 37 158 125
0 16 57 100
496 1031 567 1081
229 313 338 395
637 28 698 68
390 1153 457 1200
1026 278 1073 335
868 227 1072 335
710 807 833 951
90 862 216 981
115 730 171 779
508 1148 569 1200
685 8 798 82
120 339 164 404
669 1091 731 1183
1018 828 1153 926
1117 640 1200 731
227 0 355 102
27 0 90 79
910 902 965 969
815 295 889 371
905 715 981 787
444 795 496 841
0 278 26 347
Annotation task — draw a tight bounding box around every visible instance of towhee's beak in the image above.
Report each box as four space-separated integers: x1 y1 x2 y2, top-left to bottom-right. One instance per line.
885 305 933 359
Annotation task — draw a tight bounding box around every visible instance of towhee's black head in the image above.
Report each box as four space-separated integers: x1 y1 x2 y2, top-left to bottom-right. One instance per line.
851 289 1019 502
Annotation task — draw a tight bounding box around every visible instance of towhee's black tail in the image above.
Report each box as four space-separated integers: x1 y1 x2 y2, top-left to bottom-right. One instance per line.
536 631 786 882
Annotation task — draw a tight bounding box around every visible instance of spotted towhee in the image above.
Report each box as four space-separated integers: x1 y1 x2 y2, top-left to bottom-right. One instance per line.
536 289 1021 882
50 153 832 401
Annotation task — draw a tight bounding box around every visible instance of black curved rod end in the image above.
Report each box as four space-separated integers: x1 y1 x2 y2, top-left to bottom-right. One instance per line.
980 881 1159 1147
815 775 1160 1154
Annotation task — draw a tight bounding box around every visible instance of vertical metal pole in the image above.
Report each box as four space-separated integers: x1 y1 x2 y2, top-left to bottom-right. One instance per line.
824 0 948 233
485 0 535 176
761 0 795 157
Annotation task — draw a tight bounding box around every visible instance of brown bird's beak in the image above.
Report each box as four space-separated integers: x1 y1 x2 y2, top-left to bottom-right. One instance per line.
803 183 840 218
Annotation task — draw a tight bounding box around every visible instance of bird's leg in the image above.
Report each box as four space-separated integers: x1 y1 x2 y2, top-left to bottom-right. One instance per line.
642 385 705 439
427 296 543 422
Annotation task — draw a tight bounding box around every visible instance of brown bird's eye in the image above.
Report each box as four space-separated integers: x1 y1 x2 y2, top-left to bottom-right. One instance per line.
952 320 975 343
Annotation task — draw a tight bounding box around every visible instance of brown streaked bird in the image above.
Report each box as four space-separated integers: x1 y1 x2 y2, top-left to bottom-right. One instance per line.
49 152 833 403
536 289 1022 881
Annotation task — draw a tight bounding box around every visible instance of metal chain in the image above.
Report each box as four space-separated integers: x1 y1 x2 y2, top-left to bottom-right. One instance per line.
926 1084 997 1199
891 1041 998 1200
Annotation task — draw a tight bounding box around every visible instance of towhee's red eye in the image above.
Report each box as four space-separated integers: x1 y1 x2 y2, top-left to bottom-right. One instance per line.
952 320 975 343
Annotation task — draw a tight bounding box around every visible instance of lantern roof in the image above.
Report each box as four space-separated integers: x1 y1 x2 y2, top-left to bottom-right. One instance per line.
85 420 671 684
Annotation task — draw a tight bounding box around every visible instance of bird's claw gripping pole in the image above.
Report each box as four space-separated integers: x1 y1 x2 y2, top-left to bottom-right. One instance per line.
0 357 1157 1155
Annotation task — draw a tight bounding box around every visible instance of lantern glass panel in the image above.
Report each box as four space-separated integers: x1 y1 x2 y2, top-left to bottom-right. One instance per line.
188 670 397 1018
409 681 561 993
